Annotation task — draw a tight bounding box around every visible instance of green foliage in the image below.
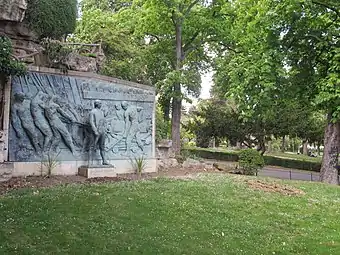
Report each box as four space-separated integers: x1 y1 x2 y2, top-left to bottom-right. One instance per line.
73 8 151 84
0 36 26 77
81 0 132 12
40 38 73 70
156 105 169 143
25 0 77 39
238 149 265 175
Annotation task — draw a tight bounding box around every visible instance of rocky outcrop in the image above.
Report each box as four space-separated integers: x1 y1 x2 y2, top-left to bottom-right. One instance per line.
0 0 27 22
0 0 41 63
63 51 105 73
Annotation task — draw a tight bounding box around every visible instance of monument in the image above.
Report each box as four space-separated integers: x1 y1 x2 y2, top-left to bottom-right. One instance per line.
3 67 156 177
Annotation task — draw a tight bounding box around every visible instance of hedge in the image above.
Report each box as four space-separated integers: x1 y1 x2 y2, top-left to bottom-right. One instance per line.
24 0 77 39
184 147 322 172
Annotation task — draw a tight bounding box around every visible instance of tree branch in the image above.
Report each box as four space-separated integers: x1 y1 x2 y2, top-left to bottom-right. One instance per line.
17 52 39 59
312 0 339 17
218 42 241 54
183 31 200 54
146 33 161 43
184 0 200 17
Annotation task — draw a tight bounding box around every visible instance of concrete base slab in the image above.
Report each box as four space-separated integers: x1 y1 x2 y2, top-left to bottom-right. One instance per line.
78 165 117 178
10 158 157 177
0 162 13 182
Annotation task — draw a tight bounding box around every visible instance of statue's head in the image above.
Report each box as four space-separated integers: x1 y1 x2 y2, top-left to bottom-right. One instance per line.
14 92 25 102
115 103 121 110
121 101 128 110
94 100 102 109
51 95 61 104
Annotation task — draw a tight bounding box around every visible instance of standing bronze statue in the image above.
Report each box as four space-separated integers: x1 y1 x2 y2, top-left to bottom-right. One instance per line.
89 100 109 165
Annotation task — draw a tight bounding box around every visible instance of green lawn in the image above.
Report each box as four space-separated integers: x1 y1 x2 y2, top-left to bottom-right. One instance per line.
1 175 340 254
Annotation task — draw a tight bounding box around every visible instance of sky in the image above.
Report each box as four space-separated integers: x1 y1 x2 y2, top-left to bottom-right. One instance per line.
200 72 213 99
183 72 213 109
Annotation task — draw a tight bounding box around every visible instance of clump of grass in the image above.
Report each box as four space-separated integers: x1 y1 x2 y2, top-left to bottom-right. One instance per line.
40 151 60 177
130 156 147 178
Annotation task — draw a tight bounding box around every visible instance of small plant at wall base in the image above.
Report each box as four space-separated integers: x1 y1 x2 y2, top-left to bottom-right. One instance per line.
130 156 147 179
239 149 265 176
40 151 61 177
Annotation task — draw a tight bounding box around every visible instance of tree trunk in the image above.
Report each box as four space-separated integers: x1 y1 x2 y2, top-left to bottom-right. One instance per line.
320 116 340 185
257 136 266 155
215 137 220 147
303 140 308 155
281 135 285 153
236 141 242 149
163 98 171 122
171 22 183 155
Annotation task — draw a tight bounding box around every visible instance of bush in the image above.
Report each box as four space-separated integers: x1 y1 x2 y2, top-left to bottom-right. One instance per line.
156 106 169 143
239 149 265 175
184 148 239 161
24 0 77 39
0 36 26 77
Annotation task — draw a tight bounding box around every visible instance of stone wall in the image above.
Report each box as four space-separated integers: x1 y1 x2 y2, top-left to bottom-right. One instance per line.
4 67 156 176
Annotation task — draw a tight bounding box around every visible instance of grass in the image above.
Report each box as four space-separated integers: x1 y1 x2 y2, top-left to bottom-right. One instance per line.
1 175 340 254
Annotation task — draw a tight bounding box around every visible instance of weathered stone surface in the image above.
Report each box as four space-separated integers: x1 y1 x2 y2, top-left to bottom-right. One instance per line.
0 162 13 182
157 158 180 170
63 52 98 72
0 0 27 22
0 21 41 62
156 139 174 159
78 166 117 178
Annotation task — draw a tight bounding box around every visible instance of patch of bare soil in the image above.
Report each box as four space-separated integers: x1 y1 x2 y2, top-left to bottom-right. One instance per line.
246 179 305 196
0 166 223 195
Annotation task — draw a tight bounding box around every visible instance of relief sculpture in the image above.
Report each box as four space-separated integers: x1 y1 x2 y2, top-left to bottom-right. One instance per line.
8 72 155 162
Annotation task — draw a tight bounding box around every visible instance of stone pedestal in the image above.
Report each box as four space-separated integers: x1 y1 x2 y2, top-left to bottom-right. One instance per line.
78 165 117 178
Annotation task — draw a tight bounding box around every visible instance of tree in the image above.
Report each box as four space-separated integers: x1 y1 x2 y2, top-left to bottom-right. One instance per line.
76 0 224 153
213 0 339 183
24 0 78 39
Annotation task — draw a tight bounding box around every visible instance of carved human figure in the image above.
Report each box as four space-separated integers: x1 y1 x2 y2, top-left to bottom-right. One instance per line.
45 95 76 155
115 103 124 121
31 91 53 151
11 92 41 151
121 101 144 153
89 100 109 165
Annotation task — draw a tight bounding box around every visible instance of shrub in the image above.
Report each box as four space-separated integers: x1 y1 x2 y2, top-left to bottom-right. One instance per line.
238 149 265 175
24 0 77 39
0 36 26 77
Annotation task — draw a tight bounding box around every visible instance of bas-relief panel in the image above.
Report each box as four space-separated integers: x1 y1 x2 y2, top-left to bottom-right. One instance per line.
9 72 155 162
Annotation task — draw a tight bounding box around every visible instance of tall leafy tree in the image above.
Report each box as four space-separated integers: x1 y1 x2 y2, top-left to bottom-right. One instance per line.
213 0 339 183
77 0 225 154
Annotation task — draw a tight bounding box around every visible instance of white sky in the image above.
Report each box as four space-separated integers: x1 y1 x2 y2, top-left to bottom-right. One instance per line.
183 72 213 109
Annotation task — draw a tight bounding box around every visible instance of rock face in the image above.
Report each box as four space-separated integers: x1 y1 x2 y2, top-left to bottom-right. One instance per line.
64 52 101 73
0 0 27 22
0 0 41 63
